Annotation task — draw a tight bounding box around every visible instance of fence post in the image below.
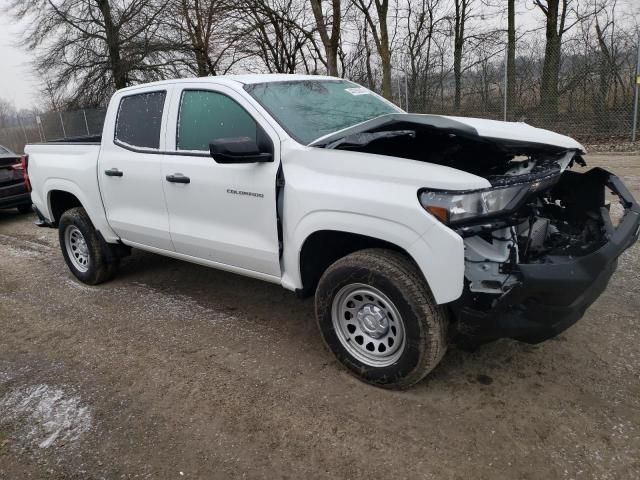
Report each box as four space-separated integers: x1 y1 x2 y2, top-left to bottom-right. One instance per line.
37 116 45 142
632 35 640 142
405 75 409 112
16 114 28 143
58 111 67 139
503 50 508 121
83 109 90 136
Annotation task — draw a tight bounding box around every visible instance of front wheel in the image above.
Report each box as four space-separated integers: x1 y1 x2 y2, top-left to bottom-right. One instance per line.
315 249 448 389
58 207 119 285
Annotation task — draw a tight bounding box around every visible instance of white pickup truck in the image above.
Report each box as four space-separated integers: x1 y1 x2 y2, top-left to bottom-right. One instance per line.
26 74 640 388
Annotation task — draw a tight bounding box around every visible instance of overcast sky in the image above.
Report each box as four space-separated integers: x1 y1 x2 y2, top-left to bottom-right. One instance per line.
0 1 637 110
0 12 38 110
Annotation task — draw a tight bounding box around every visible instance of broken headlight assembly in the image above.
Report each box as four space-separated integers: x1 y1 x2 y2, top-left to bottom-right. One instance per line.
419 184 530 225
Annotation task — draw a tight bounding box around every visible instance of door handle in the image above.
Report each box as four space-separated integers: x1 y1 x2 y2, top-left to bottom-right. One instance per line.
105 168 123 177
166 173 190 184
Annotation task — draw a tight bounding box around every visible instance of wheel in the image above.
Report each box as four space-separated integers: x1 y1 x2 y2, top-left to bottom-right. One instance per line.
17 204 32 214
315 249 448 389
58 207 119 285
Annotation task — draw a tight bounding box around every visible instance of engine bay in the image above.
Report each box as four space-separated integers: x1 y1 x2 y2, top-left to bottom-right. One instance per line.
461 167 610 295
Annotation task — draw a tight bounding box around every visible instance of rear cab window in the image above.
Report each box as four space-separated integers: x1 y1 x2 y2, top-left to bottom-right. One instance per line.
114 91 166 150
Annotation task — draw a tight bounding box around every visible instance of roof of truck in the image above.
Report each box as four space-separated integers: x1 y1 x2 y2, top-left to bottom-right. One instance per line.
117 74 340 93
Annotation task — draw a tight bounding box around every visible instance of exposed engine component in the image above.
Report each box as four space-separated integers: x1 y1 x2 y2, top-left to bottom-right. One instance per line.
464 227 519 294
462 168 609 296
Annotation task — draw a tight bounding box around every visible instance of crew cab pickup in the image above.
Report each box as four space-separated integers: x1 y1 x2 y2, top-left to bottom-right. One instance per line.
26 74 640 388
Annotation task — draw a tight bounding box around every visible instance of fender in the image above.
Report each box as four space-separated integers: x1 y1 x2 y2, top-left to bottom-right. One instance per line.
43 178 120 242
281 210 465 304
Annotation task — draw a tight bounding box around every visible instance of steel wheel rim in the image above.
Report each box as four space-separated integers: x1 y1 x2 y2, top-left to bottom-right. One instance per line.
331 283 406 367
64 225 90 273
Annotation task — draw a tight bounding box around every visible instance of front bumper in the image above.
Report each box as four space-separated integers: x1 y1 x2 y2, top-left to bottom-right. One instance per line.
452 168 640 345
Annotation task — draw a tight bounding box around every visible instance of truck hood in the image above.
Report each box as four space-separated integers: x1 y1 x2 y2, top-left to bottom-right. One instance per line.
310 113 585 153
309 113 585 186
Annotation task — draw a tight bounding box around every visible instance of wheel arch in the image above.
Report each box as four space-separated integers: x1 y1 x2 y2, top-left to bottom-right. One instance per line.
48 190 83 226
297 229 417 298
43 179 120 242
284 211 464 305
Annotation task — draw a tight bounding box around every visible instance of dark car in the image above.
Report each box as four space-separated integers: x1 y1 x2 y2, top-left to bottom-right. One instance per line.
0 144 31 213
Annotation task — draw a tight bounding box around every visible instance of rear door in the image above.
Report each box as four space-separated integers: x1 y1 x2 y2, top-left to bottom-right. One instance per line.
98 87 174 251
161 83 281 277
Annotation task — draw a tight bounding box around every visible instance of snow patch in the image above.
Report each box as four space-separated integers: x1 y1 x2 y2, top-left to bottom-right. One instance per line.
2 245 42 258
62 277 99 292
0 384 92 449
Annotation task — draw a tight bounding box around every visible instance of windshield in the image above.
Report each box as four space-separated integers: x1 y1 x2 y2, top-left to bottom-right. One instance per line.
244 80 401 145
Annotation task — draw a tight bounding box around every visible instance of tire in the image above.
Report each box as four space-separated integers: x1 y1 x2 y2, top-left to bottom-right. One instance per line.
58 207 119 285
315 248 448 389
17 204 32 214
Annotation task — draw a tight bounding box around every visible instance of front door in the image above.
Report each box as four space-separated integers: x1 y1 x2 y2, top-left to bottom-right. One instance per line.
161 85 281 277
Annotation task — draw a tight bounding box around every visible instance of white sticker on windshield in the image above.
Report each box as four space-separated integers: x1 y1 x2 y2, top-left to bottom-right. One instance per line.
345 87 370 96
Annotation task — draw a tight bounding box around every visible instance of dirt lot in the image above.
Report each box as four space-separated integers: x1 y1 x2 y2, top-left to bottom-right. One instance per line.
1 154 639 480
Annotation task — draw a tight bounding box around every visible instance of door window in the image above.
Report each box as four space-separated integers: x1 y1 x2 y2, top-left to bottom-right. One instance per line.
114 91 166 149
177 90 258 151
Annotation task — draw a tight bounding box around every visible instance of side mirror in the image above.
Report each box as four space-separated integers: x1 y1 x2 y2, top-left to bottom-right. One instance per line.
209 137 273 164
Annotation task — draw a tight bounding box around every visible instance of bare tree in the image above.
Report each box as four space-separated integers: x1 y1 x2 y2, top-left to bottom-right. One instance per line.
237 0 321 74
506 0 516 119
9 0 172 106
175 0 224 76
161 0 249 77
351 0 394 99
341 9 380 89
452 0 473 111
401 0 448 111
0 99 17 129
533 0 595 118
309 0 342 75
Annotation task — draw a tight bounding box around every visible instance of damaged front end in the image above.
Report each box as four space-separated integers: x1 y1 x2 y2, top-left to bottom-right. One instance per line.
316 113 640 345
421 161 640 345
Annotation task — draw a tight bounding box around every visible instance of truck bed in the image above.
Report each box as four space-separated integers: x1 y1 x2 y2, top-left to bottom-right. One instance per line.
25 141 118 241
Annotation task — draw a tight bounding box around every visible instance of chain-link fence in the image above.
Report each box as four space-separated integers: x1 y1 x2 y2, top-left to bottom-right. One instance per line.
0 108 106 154
389 30 640 146
2 42 639 155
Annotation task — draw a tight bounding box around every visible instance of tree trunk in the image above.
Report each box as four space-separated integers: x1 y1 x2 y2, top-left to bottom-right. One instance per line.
353 0 392 99
96 0 126 89
594 18 613 130
507 0 516 120
377 1 392 100
453 0 467 112
453 38 462 110
379 44 392 100
310 0 341 76
363 23 374 90
539 0 561 120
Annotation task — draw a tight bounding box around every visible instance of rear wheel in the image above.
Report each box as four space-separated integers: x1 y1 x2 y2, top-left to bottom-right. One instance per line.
58 207 119 284
17 204 32 214
315 249 448 389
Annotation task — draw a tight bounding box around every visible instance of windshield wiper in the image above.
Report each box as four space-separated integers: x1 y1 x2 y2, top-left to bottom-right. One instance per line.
325 130 416 150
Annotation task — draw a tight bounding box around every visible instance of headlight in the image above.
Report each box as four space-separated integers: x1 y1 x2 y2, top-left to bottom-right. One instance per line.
419 184 529 225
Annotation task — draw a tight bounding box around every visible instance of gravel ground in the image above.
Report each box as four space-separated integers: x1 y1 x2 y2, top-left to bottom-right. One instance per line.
1 155 639 479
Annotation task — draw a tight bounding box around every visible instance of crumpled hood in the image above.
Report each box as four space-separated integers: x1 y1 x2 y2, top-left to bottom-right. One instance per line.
441 115 585 151
311 113 585 153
